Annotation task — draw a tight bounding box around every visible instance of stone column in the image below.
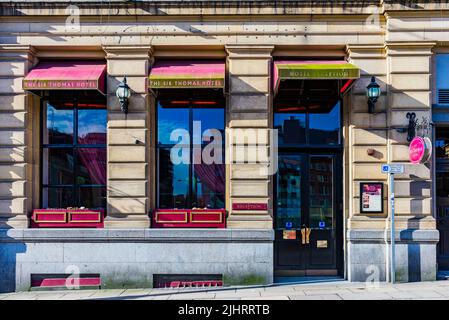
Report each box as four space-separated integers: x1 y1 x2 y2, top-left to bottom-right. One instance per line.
103 45 152 229
0 45 36 229
346 43 439 282
225 45 274 229
386 42 438 281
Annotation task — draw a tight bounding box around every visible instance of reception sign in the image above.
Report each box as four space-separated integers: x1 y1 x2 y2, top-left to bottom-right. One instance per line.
360 182 384 214
409 136 432 164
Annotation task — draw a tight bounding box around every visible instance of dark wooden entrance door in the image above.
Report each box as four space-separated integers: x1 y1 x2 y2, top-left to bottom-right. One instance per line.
274 153 343 276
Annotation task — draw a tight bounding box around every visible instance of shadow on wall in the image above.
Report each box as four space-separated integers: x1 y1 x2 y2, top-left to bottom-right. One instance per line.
0 230 26 293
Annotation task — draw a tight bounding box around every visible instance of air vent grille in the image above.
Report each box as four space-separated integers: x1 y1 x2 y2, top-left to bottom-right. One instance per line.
438 89 449 104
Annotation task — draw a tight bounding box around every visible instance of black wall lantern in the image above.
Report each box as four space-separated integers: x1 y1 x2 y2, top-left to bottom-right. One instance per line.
116 76 131 114
366 76 381 114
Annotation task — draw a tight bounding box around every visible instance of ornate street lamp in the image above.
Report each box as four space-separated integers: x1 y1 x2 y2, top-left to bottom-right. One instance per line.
116 76 131 114
366 76 381 114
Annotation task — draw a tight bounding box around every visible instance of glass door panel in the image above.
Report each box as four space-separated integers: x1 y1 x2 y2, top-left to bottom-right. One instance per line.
276 155 304 230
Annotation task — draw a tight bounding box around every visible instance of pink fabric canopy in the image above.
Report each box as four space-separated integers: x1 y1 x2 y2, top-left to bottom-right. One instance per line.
23 61 106 94
149 60 225 89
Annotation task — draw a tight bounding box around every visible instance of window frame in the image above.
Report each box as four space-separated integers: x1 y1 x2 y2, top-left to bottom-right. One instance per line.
156 94 226 209
40 97 107 209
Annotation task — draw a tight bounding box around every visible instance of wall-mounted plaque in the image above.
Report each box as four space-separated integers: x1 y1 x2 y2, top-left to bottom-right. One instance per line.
232 203 268 211
360 182 384 214
283 230 296 240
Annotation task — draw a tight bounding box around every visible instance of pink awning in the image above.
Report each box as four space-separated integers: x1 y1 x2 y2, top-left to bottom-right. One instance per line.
149 60 225 89
23 61 106 94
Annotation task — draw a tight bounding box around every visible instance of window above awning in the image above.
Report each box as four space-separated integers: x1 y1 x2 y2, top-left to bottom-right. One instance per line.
273 60 360 95
149 61 225 89
23 61 106 94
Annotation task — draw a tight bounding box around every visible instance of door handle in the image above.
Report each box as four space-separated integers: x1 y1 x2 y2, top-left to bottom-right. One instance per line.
305 227 311 244
300 228 306 244
300 227 311 244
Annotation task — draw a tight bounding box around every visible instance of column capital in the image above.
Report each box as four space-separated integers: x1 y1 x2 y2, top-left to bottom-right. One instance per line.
346 44 386 59
0 45 37 63
226 45 274 59
385 41 436 56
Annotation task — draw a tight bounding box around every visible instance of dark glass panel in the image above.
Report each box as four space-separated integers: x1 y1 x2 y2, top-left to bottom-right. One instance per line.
309 102 341 145
436 128 449 159
42 187 74 209
157 101 189 145
192 108 225 145
309 157 333 229
77 109 107 144
43 148 74 185
276 155 303 229
158 148 189 208
78 187 106 209
76 148 107 185
44 103 74 145
274 113 306 145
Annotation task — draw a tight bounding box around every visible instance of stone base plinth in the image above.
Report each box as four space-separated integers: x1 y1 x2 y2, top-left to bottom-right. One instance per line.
347 229 439 283
0 228 274 292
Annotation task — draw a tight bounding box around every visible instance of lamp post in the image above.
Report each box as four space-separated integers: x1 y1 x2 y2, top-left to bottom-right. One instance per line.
366 76 381 114
116 76 131 114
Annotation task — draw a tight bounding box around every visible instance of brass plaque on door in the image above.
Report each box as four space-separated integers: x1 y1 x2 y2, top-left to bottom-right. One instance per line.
283 230 296 240
317 240 328 248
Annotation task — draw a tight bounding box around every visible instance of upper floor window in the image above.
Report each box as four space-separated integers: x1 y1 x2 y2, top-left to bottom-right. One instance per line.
274 101 341 146
42 93 107 209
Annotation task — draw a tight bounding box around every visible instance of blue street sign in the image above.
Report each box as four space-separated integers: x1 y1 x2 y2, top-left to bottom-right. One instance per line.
319 221 325 228
381 164 404 174
285 222 293 228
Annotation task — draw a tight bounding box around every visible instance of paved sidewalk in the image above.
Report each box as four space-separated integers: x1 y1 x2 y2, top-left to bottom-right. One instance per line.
2 280 449 300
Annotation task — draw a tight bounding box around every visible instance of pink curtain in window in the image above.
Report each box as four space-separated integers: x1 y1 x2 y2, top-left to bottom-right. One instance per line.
78 133 107 185
194 163 225 194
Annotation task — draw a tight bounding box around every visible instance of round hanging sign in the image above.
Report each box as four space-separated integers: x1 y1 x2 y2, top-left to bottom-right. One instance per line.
409 136 432 164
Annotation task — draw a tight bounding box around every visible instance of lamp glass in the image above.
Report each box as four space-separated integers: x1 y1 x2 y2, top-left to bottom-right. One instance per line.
367 86 380 99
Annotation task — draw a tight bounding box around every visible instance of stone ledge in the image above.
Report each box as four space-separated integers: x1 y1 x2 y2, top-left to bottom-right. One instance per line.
347 229 439 244
0 228 274 243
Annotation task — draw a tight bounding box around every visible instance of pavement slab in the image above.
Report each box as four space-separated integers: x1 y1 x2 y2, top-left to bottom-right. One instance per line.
4 280 449 300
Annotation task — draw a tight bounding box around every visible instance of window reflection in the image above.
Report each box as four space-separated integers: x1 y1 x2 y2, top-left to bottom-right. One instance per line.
309 157 333 228
78 109 107 144
274 114 306 144
309 102 340 145
274 101 341 146
157 95 225 209
44 104 73 144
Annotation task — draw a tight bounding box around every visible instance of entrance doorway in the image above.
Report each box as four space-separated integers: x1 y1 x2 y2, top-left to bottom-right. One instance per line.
275 154 342 275
273 78 345 277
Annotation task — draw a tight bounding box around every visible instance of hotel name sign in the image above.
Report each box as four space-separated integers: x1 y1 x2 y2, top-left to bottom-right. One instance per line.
23 79 99 90
149 78 224 89
279 68 360 80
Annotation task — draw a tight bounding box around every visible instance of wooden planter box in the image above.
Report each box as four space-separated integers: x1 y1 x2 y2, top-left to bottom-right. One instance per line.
152 209 226 228
31 209 105 228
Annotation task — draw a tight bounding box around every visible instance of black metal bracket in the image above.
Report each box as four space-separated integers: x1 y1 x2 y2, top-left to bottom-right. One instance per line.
406 112 417 142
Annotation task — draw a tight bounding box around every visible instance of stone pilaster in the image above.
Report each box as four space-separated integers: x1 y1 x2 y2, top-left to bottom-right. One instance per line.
0 45 37 229
386 42 435 230
103 45 152 229
346 45 388 231
225 45 274 229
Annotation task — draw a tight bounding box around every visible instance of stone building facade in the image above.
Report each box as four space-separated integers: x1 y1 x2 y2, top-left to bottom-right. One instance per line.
0 1 446 291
